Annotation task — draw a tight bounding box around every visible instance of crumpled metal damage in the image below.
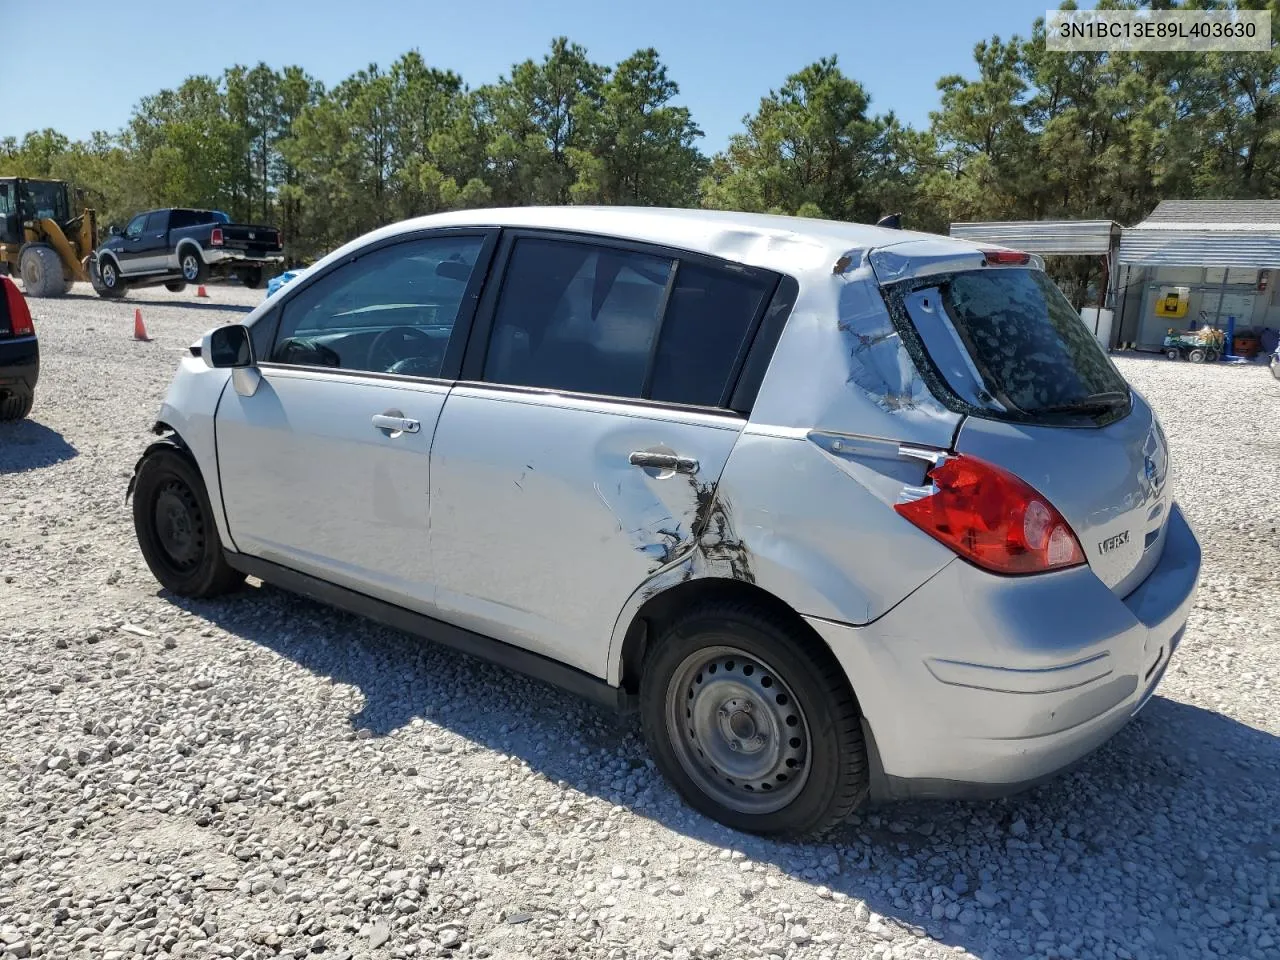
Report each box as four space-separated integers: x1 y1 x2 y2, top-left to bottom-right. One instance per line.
748 251 960 450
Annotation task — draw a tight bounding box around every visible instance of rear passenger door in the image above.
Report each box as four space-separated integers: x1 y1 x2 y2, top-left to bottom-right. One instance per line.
428 232 780 678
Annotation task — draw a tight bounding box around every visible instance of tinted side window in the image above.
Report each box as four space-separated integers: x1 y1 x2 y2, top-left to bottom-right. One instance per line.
125 215 147 239
648 263 772 407
168 210 200 229
483 238 673 398
271 234 484 377
144 211 168 233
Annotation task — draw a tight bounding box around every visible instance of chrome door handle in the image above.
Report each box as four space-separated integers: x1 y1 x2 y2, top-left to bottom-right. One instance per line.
629 451 698 474
372 414 420 435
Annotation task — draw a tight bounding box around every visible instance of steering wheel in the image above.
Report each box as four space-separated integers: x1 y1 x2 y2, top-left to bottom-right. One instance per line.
368 325 442 374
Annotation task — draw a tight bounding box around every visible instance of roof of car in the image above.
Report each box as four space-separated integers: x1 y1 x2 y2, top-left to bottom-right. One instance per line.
361 206 955 276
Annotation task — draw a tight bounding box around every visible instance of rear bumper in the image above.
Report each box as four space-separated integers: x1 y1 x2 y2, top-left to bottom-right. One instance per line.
204 249 284 267
809 502 1201 802
0 335 39 395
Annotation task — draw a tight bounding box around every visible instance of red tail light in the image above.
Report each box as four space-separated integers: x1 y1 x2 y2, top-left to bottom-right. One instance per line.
210 227 224 246
981 249 1031 266
2 278 34 337
895 454 1085 575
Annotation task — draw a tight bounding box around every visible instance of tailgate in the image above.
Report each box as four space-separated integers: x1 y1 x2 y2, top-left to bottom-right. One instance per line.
954 393 1171 596
220 224 281 252
869 238 1173 596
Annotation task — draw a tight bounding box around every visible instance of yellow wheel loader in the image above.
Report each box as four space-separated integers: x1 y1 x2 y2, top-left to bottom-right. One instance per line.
0 177 98 298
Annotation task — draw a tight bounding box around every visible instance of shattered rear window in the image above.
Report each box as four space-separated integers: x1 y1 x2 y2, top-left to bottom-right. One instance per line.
887 268 1131 425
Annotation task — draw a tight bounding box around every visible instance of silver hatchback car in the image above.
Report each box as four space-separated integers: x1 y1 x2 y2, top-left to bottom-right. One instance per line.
130 208 1201 835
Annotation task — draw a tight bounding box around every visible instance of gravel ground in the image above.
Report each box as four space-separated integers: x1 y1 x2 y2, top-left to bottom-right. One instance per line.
1 285 1277 960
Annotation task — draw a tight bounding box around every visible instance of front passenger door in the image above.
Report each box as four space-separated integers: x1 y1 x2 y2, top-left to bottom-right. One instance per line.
215 229 496 612
135 210 170 273
117 214 149 274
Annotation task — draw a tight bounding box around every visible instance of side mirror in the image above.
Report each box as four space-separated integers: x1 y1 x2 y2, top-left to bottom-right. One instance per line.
202 324 253 369
109 224 122 237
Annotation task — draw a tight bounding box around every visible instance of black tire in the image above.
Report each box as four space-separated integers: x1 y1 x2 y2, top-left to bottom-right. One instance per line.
1188 347 1207 363
238 266 265 289
179 248 209 284
94 255 127 299
1165 348 1181 361
19 245 66 298
164 280 188 293
639 599 869 835
1206 349 1220 362
132 447 244 598
0 389 33 422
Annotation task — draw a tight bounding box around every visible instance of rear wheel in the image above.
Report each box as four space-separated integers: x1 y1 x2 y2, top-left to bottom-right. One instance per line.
19 245 65 298
640 600 869 835
164 280 187 293
179 249 208 284
132 447 244 597
1188 347 1207 363
0 388 33 422
237 266 264 289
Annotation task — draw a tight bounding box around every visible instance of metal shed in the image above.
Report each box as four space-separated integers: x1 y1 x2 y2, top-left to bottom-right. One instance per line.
1117 201 1280 351
1119 201 1280 267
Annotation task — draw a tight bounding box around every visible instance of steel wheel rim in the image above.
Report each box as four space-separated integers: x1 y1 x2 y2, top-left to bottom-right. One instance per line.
665 644 812 815
182 256 199 281
153 480 204 572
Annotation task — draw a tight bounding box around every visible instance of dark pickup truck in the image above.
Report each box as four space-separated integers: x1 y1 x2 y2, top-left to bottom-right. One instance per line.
93 208 284 298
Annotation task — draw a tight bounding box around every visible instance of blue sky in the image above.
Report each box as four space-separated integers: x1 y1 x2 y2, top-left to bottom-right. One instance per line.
6 0 1059 151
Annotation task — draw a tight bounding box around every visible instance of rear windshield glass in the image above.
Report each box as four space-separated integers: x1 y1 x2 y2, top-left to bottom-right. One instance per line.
890 268 1130 423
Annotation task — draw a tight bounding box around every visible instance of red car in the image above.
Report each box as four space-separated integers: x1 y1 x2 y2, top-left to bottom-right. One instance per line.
0 276 38 421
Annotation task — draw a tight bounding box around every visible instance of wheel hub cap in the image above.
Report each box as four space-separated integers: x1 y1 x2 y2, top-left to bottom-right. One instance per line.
666 646 812 815
154 482 202 571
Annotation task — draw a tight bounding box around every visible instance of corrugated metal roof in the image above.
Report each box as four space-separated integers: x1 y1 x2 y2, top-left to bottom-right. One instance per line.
1144 199 1280 224
1119 228 1280 267
948 220 1119 255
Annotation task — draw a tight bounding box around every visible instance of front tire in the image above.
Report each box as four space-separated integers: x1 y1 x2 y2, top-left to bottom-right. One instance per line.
94 256 127 298
640 600 869 835
19 245 66 298
1188 347 1207 363
132 447 244 597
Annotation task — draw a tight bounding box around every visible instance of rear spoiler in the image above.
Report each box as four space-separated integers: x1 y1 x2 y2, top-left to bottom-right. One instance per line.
869 238 1044 286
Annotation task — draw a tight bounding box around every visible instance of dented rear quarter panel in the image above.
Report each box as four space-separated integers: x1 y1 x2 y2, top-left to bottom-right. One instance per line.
749 257 962 450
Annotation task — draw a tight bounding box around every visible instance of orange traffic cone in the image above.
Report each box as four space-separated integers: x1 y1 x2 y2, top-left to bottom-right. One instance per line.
133 308 151 342
196 285 209 298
